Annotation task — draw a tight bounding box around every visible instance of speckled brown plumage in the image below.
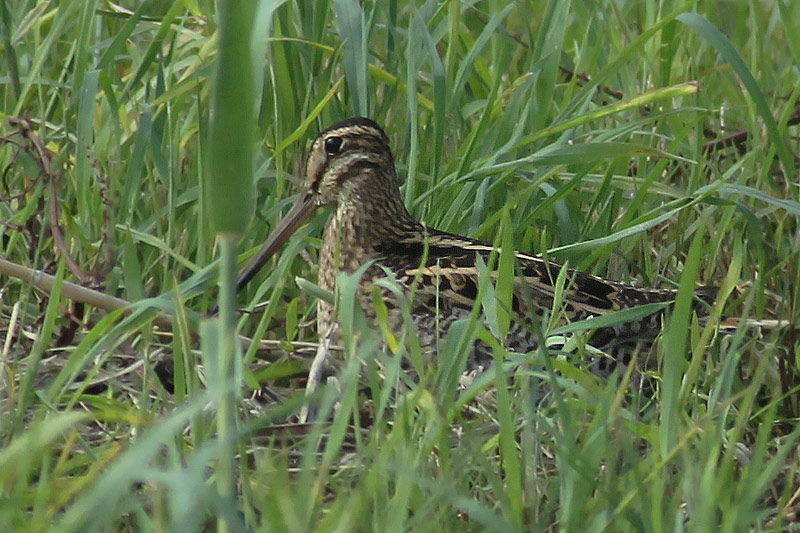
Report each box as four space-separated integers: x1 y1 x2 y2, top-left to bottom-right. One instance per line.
236 117 718 375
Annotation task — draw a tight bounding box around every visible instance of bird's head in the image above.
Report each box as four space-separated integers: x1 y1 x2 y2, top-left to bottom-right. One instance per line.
304 116 399 207
233 117 400 290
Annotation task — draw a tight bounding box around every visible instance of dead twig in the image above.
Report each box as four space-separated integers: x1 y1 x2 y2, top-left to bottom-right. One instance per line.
0 256 326 361
5 118 90 283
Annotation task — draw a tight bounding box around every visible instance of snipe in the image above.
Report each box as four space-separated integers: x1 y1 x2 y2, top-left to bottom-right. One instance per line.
236 117 718 375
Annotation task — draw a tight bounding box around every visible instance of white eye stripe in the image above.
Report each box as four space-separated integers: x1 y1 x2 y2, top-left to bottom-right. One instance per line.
321 127 386 149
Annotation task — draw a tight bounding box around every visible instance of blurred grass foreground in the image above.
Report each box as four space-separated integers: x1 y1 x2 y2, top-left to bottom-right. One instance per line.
1 1 799 531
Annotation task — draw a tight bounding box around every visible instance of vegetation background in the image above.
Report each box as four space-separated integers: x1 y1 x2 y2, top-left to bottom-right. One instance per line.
0 0 799 531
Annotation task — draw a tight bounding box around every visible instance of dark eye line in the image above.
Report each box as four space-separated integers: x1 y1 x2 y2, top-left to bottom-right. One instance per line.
334 160 381 184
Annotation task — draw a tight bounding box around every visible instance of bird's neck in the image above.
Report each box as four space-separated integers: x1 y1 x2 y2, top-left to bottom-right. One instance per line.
319 182 420 291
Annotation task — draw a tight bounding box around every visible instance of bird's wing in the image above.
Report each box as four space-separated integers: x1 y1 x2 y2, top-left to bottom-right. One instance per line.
375 227 717 321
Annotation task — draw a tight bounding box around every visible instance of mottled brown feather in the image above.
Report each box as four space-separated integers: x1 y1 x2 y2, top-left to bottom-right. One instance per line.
237 117 718 373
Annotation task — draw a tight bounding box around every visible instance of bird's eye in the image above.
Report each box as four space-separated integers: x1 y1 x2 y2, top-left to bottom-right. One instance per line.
324 136 343 155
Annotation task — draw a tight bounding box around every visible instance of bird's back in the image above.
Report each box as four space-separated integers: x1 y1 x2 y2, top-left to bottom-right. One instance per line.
358 224 717 373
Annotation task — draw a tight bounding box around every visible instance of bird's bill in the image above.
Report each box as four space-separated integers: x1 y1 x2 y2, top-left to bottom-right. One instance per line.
235 189 316 291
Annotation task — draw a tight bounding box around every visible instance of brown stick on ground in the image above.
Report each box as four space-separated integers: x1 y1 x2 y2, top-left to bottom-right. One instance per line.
0 256 324 360
0 257 171 329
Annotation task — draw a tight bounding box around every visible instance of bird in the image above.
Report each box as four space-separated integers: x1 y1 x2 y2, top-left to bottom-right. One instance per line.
235 116 721 378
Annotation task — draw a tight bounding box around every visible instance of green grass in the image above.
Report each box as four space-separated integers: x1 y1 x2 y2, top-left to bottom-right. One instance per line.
1 0 800 531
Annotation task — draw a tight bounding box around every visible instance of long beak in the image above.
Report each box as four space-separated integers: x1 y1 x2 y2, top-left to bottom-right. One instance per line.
235 189 316 292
